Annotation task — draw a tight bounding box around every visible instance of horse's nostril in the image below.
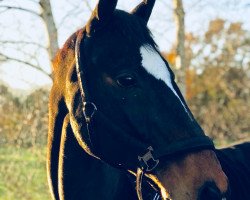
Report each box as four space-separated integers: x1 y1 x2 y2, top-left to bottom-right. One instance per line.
199 182 222 200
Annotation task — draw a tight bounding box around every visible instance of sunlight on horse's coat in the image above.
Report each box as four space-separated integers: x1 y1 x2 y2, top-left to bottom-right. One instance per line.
47 1 250 199
140 46 189 116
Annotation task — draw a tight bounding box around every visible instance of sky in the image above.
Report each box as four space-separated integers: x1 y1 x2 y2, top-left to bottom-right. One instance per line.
0 0 250 90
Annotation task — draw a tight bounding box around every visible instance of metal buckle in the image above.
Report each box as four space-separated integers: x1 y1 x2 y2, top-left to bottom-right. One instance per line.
138 146 159 172
83 102 97 123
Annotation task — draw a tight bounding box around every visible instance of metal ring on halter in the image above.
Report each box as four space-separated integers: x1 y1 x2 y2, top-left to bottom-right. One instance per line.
83 102 97 123
138 146 159 172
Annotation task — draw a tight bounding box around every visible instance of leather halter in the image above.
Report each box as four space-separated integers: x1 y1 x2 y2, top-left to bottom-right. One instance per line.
75 28 215 199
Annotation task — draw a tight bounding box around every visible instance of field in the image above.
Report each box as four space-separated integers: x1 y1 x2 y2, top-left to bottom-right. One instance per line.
0 140 248 200
0 146 50 200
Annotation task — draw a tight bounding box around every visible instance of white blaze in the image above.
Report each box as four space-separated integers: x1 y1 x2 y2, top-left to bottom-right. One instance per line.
140 45 190 116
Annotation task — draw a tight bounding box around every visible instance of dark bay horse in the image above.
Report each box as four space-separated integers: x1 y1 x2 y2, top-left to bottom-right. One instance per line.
47 0 250 199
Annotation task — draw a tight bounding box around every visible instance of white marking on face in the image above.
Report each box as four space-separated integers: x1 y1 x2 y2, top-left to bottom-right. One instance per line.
140 45 191 117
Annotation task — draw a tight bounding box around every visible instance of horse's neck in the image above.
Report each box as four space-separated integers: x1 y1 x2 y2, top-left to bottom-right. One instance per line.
59 121 137 200
216 142 250 199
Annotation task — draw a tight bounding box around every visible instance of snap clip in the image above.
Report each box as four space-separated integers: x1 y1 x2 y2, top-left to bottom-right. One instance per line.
83 102 97 123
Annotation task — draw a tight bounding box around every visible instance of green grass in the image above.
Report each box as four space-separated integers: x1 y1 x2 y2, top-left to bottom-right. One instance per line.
0 146 50 200
0 139 247 200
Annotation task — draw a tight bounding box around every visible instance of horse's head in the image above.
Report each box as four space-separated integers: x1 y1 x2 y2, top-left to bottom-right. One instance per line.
73 0 229 199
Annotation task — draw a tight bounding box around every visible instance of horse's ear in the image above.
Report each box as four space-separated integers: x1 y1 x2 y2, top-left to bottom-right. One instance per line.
86 0 118 36
131 0 156 24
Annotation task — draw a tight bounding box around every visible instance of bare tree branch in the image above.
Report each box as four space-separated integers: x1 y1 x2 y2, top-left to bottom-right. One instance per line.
0 52 51 79
186 0 203 13
0 5 40 17
2 72 41 87
83 0 93 12
173 0 186 96
58 1 93 29
25 0 40 4
39 0 59 61
58 5 82 28
0 40 46 49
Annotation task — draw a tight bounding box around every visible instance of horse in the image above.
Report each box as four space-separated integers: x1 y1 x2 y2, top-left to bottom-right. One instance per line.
47 0 250 199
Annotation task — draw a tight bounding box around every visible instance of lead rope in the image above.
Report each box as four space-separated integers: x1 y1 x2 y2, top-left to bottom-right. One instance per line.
136 168 162 200
136 168 144 200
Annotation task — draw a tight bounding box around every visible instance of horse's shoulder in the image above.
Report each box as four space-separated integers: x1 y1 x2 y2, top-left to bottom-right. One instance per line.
217 141 250 169
215 142 250 198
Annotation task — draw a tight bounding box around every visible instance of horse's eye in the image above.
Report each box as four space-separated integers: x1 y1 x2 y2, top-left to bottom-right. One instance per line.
116 74 137 88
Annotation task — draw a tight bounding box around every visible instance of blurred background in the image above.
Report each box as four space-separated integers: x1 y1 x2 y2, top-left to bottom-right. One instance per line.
0 0 249 199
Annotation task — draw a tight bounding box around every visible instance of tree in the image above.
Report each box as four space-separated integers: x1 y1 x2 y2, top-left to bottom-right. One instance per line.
0 0 59 78
40 0 59 62
185 19 250 143
172 0 186 96
0 0 94 81
0 84 49 147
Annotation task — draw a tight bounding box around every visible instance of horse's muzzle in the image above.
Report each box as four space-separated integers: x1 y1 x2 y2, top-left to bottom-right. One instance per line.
198 181 230 200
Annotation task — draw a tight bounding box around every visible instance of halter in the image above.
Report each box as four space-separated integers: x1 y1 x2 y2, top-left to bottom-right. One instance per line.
75 28 215 200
